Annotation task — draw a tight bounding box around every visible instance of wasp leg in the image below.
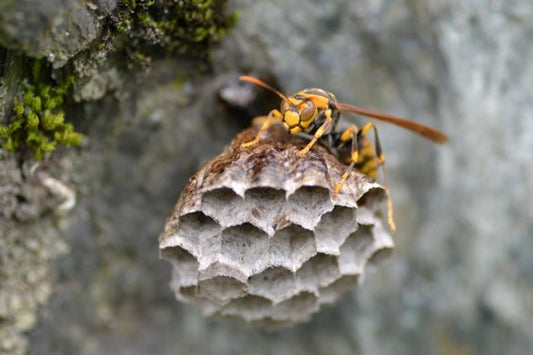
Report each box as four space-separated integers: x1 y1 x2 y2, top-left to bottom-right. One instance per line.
333 124 359 195
333 122 396 233
251 115 269 126
367 124 396 232
241 109 283 148
297 109 334 156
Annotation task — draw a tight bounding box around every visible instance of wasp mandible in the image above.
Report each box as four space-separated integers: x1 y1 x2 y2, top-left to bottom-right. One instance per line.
239 76 448 232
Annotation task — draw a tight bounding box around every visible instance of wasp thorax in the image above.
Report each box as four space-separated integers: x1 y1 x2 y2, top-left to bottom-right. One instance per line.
159 124 394 325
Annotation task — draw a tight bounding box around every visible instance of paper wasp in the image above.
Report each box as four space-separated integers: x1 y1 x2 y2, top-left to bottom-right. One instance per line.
239 75 448 232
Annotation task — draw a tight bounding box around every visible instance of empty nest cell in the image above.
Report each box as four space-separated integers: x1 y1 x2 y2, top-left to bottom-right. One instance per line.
314 206 358 255
268 224 316 272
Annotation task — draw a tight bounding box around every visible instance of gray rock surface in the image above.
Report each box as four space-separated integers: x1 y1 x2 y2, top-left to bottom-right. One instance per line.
0 0 532 354
0 0 116 67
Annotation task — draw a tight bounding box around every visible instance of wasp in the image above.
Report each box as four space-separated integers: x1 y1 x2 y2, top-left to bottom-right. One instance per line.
239 76 448 232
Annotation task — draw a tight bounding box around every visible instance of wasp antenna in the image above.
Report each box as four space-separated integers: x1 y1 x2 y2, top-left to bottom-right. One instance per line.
334 102 448 144
240 75 290 103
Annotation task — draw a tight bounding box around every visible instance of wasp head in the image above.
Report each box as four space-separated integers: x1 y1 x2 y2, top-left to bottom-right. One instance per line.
281 88 338 134
240 76 338 135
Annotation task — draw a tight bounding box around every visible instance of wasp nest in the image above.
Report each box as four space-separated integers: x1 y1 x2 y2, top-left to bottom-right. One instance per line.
159 124 394 324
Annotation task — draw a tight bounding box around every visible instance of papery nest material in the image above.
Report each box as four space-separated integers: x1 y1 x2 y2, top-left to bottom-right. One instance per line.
160 124 393 324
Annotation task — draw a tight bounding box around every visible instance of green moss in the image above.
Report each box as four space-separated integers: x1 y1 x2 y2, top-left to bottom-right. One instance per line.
106 0 238 67
0 60 83 160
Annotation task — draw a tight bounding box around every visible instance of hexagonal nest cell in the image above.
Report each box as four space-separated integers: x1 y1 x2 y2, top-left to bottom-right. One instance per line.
159 124 394 325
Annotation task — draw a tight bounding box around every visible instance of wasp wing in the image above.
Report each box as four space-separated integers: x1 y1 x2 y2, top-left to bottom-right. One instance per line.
334 102 448 143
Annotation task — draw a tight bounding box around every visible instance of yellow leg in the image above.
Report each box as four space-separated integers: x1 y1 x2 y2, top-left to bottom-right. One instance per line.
333 124 359 194
251 115 269 126
241 109 282 148
297 109 333 156
333 161 355 194
365 123 395 232
332 122 396 232
364 122 385 166
386 187 396 233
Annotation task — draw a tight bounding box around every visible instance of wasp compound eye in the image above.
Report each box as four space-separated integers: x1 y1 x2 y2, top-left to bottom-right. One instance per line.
298 101 317 123
159 124 394 325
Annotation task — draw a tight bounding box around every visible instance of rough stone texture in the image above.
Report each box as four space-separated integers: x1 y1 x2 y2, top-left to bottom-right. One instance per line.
160 125 393 324
0 0 531 354
0 155 71 355
0 0 116 67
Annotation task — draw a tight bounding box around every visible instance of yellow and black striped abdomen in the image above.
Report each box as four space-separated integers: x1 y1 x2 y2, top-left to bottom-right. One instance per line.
355 137 378 179
329 134 378 180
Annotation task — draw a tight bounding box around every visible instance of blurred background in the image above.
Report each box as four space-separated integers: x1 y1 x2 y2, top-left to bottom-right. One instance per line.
1 1 532 354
